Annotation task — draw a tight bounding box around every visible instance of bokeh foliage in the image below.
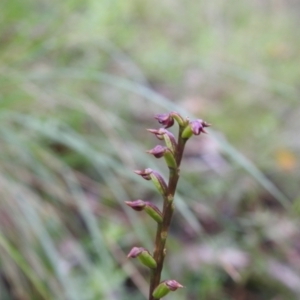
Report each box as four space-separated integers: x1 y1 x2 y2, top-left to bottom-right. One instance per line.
0 0 300 299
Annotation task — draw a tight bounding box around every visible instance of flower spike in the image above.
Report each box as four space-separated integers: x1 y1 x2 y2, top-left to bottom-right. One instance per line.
127 112 210 299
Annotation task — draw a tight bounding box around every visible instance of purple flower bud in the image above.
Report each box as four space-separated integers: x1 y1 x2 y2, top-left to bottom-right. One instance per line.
125 200 163 223
125 200 146 211
155 113 174 128
181 119 211 139
148 128 177 152
147 128 165 140
134 168 153 180
147 145 177 169
152 279 184 298
135 168 168 196
190 119 211 135
127 247 157 269
147 145 168 158
165 279 184 291
127 246 144 258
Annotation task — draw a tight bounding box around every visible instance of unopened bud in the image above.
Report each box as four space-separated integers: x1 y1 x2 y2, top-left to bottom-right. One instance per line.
147 145 167 158
152 279 184 298
155 113 174 129
127 247 157 269
147 128 165 140
147 146 177 169
125 200 146 211
134 168 153 180
125 200 163 223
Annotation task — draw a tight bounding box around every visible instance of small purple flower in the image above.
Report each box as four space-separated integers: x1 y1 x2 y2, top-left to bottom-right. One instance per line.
165 279 184 291
125 200 162 223
190 119 210 135
147 128 165 140
127 247 145 258
125 200 146 211
147 145 168 158
155 113 174 128
134 168 153 180
182 119 211 139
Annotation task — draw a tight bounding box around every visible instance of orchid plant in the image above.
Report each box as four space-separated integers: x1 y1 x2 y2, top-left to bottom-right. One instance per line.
126 112 210 299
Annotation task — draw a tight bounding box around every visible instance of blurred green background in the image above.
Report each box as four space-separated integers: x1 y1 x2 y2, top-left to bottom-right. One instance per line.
1 0 300 299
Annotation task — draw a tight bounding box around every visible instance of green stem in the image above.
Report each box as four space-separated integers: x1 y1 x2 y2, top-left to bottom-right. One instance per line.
148 128 187 300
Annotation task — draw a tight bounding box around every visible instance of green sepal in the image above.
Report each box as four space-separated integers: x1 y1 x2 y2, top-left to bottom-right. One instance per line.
144 202 163 223
163 149 177 169
138 250 157 269
150 171 168 197
181 125 193 139
152 282 170 298
162 131 177 153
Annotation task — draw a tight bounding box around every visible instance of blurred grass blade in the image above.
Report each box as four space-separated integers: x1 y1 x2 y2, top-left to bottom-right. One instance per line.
208 131 291 210
0 233 50 300
16 193 81 300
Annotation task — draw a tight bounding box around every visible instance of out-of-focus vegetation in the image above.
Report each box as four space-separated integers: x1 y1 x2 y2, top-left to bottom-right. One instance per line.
0 0 300 299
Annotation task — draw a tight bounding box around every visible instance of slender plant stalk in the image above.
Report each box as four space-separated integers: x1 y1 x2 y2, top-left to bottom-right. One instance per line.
149 128 186 300
126 112 210 300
